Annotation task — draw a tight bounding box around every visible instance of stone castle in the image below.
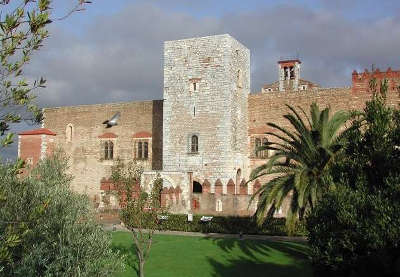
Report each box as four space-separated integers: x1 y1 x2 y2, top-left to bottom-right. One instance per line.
18 34 400 216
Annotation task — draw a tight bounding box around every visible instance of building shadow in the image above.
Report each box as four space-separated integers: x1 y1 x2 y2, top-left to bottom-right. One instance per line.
112 240 139 276
203 237 312 277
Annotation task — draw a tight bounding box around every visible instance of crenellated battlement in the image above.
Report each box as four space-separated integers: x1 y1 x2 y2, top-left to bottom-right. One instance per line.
352 67 400 94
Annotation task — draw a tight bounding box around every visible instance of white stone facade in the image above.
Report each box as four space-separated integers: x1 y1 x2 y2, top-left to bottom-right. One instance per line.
162 34 250 211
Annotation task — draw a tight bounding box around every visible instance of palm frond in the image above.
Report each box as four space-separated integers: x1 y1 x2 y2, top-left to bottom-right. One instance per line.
250 102 350 227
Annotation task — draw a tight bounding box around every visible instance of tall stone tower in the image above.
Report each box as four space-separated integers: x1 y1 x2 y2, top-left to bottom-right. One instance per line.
163 34 250 194
278 59 301 91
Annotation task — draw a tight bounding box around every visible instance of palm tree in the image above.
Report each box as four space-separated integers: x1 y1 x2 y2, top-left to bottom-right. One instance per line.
249 102 350 230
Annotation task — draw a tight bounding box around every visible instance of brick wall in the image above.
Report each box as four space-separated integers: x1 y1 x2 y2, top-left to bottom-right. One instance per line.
18 129 56 169
352 68 400 94
247 86 400 187
19 135 42 166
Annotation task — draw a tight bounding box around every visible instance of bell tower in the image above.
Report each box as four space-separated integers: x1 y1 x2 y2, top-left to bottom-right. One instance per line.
278 59 301 91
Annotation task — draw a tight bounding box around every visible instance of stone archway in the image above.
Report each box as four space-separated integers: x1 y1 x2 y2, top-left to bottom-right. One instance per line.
192 181 202 193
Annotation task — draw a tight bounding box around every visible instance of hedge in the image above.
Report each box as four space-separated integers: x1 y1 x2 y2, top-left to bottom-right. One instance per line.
149 214 305 236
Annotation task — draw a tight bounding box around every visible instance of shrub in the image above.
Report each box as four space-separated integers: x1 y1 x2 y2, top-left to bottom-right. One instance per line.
306 185 400 277
127 214 305 236
0 154 124 276
306 84 400 276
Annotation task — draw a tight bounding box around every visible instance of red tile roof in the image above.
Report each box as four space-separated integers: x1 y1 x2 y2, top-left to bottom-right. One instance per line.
98 132 118 139
132 131 152 138
19 128 56 136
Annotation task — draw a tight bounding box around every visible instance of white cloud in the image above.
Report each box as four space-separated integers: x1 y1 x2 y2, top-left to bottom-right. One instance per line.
4 1 400 159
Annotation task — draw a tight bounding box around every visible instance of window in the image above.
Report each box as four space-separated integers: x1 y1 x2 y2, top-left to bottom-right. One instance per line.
189 78 201 92
66 124 73 142
301 85 307 90
255 137 269 159
237 69 243 88
290 66 295 79
144 142 148 159
262 138 269 158
104 141 114 160
138 142 142 159
255 138 261 158
191 135 198 153
190 82 199 92
136 141 149 160
216 199 222 212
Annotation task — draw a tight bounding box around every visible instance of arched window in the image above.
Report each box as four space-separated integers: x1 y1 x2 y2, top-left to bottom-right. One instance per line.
255 138 261 158
104 141 114 160
191 135 198 153
193 181 202 193
66 124 73 142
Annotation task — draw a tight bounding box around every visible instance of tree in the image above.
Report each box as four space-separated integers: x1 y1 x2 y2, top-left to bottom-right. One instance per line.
0 152 124 276
111 160 165 277
249 103 350 231
0 0 90 148
306 81 400 276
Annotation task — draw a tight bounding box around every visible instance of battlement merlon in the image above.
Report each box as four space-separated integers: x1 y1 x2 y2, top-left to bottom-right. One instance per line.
352 67 400 94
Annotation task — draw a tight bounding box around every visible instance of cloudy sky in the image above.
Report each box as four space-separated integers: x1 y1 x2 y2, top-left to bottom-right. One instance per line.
2 0 400 159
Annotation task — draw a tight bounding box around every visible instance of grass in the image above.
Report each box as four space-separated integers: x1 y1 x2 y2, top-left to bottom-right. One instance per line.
112 231 312 277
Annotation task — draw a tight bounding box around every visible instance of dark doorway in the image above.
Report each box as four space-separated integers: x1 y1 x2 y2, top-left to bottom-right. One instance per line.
193 181 202 193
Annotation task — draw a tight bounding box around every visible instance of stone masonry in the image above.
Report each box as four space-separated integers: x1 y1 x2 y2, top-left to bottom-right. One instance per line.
18 34 400 217
158 34 250 213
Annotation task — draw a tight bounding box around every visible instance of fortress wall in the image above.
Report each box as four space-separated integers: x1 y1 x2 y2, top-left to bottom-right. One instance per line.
43 100 163 198
249 87 399 134
248 87 400 186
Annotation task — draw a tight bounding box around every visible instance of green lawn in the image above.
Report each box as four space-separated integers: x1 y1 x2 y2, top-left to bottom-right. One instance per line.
112 231 312 277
